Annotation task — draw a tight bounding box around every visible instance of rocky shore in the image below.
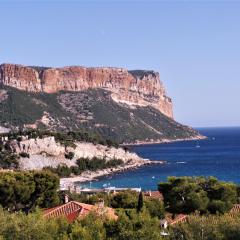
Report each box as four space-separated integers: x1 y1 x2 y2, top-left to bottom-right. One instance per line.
60 159 165 188
60 135 206 189
122 135 207 146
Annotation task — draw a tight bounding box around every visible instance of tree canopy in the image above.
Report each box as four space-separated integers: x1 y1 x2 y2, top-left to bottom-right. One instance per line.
0 171 60 212
158 176 238 214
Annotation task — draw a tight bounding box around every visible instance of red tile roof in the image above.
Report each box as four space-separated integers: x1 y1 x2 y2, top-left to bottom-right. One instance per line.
169 214 188 225
144 191 163 200
230 204 240 214
44 201 118 223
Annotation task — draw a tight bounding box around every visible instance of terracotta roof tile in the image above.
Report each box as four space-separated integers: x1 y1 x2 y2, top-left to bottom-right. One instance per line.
44 201 118 223
144 191 163 200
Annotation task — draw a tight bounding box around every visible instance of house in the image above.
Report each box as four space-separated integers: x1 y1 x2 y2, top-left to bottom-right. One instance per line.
144 190 163 201
229 204 240 214
168 214 188 225
44 200 118 223
160 219 168 229
160 213 188 229
228 204 240 217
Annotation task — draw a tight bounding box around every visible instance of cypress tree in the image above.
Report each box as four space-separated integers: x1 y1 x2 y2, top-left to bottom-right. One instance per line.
137 191 144 212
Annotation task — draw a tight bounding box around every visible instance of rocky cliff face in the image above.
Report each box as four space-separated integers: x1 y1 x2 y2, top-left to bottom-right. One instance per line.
0 64 173 118
10 136 146 170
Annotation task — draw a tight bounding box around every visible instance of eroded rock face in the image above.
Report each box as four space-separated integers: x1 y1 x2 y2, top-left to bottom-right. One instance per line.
11 136 145 170
0 64 42 92
0 64 173 118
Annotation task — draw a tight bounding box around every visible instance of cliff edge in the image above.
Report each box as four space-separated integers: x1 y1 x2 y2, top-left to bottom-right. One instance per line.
0 63 203 143
0 64 173 118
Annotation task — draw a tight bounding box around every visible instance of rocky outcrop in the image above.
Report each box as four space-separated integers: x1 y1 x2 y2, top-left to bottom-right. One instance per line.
0 64 42 92
0 64 173 118
0 126 10 134
10 136 146 170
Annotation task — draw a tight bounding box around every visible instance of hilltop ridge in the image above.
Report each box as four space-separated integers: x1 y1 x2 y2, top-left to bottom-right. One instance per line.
0 63 173 118
0 63 203 143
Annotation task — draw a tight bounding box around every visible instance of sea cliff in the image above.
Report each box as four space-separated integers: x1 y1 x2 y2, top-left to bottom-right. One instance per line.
0 64 173 118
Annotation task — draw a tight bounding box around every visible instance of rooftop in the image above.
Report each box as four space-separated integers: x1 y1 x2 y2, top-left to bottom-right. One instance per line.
43 201 118 223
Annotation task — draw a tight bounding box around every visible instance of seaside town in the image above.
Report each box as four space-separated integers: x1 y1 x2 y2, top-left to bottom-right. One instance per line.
1 0 240 239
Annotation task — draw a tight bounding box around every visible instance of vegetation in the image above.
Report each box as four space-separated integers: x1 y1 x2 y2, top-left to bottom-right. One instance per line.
0 208 69 240
0 151 19 169
0 205 239 240
19 152 30 158
0 128 119 148
159 176 238 214
0 207 166 240
128 70 157 79
44 157 124 177
0 139 19 169
65 151 75 160
62 190 165 220
137 191 144 212
0 86 200 143
169 214 240 240
0 171 60 212
0 171 239 239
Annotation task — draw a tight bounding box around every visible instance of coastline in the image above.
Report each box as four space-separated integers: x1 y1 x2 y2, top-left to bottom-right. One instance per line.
122 135 207 146
60 159 165 188
60 135 206 189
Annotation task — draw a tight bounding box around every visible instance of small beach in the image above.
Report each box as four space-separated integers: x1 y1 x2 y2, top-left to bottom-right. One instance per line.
60 159 165 188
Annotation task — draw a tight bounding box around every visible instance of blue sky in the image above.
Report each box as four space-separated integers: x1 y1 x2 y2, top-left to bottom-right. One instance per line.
1 0 239 127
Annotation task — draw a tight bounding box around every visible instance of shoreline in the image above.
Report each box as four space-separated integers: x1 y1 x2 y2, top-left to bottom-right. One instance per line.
60 160 165 188
122 135 207 146
60 136 206 189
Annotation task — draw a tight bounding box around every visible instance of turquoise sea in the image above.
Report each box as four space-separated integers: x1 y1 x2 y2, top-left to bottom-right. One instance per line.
83 127 240 190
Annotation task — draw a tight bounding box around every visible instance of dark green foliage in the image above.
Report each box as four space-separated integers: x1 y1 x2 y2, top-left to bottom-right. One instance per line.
0 140 19 169
76 157 124 171
0 171 60 212
0 208 70 240
145 198 165 219
170 214 240 240
44 165 72 177
59 89 200 143
0 207 163 240
137 192 144 212
159 176 238 214
104 209 163 240
0 86 200 144
0 206 240 240
19 152 30 158
0 151 19 169
44 157 124 177
0 128 119 148
59 190 165 220
28 66 50 73
110 191 139 209
128 70 157 79
65 151 75 160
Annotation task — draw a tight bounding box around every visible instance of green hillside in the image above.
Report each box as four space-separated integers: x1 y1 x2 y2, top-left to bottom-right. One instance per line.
0 86 200 143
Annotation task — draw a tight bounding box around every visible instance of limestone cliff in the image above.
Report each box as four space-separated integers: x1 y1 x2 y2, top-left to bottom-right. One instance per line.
9 136 146 170
0 63 173 118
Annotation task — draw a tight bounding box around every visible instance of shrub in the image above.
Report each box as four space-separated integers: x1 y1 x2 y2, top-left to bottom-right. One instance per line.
19 152 30 158
65 152 75 160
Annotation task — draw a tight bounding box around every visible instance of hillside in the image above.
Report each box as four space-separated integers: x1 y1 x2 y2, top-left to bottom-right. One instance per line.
0 86 202 143
0 64 173 118
0 130 152 183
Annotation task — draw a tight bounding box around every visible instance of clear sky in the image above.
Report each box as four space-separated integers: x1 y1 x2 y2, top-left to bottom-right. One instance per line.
1 0 239 127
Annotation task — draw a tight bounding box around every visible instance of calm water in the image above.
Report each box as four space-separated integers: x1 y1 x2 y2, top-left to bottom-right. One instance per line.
84 127 240 190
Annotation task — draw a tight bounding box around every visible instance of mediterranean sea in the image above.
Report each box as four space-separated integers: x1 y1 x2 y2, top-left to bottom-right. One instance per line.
86 127 240 190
